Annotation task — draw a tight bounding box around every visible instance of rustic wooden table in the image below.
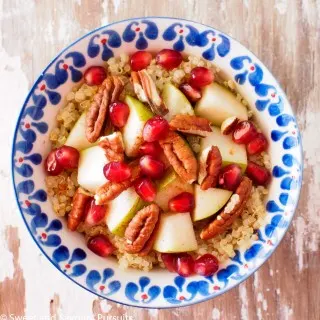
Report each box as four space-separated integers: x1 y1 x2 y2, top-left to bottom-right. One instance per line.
1 0 319 319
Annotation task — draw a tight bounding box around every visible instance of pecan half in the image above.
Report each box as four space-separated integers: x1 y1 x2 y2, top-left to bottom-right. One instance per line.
131 71 148 102
169 115 212 137
221 116 239 135
138 219 160 256
111 76 124 102
200 177 252 240
98 132 125 162
94 161 141 205
159 131 198 184
179 83 202 103
200 146 222 190
67 188 91 231
86 76 124 143
124 204 160 254
102 116 115 136
131 70 168 116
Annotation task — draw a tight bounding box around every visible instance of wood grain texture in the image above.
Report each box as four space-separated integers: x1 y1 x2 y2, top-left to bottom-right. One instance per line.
1 0 319 319
0 227 25 316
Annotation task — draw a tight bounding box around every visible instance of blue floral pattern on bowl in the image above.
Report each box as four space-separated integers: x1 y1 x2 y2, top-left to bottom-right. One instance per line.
163 22 230 60
123 19 158 50
11 17 302 308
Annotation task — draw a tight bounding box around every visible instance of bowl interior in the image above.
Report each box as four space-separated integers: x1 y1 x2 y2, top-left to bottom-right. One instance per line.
12 17 302 308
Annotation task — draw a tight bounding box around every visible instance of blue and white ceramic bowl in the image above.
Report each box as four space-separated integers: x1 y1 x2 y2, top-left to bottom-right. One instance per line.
12 17 303 308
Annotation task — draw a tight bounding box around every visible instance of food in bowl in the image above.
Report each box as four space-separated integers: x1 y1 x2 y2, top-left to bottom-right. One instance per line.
45 49 271 277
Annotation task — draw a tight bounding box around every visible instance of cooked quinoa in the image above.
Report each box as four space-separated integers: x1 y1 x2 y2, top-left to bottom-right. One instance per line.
46 54 269 271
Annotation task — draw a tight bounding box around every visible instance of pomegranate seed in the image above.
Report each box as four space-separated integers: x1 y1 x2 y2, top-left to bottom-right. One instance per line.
189 67 214 89
84 66 107 86
84 199 106 226
55 146 80 169
139 155 165 179
45 150 63 176
246 133 268 155
219 164 242 191
246 161 271 186
134 177 156 202
233 121 258 144
176 253 195 277
161 253 178 272
168 192 195 213
143 116 169 142
87 235 115 257
194 254 219 276
109 101 130 128
130 51 152 71
103 162 132 182
179 83 202 103
139 141 162 157
156 49 183 70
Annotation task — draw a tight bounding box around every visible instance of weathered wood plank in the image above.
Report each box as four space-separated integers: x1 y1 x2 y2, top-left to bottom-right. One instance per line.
0 227 25 316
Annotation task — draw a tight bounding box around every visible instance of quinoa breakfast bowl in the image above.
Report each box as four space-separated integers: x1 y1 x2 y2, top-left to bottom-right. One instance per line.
12 17 302 308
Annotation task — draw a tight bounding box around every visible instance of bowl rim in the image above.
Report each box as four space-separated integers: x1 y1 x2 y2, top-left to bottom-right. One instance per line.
11 16 303 308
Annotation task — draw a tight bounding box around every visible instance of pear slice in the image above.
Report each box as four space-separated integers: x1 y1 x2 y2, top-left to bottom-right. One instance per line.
65 112 96 151
122 95 154 157
153 212 198 253
193 185 232 221
106 187 145 236
78 145 108 193
195 83 248 126
155 168 194 211
162 83 194 121
199 126 247 173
